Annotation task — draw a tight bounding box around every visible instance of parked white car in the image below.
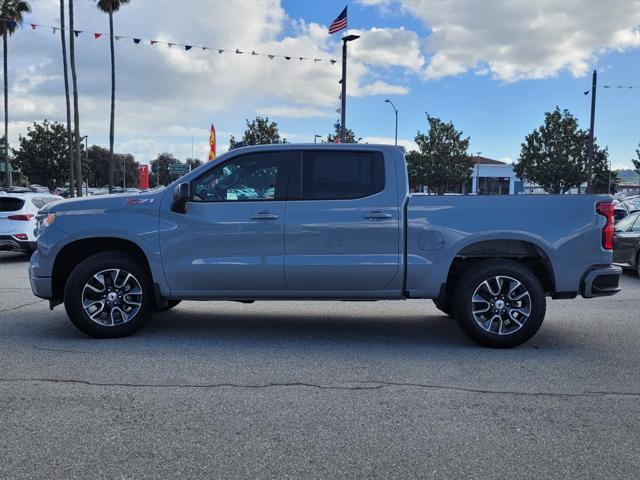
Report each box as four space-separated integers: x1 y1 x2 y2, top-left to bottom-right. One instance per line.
0 193 62 253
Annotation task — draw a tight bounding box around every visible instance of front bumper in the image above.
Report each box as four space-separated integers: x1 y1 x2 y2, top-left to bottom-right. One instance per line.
581 265 622 298
29 255 53 299
0 235 36 252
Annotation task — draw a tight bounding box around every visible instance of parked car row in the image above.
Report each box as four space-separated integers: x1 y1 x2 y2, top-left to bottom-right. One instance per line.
613 211 640 277
613 193 640 222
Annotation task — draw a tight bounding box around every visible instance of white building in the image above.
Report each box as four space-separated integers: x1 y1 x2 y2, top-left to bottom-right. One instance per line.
469 157 518 195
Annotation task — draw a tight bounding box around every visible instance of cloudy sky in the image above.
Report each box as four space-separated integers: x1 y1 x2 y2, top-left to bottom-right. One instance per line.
6 0 640 168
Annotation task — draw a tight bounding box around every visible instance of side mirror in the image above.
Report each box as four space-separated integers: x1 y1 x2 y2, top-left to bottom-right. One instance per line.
171 182 190 213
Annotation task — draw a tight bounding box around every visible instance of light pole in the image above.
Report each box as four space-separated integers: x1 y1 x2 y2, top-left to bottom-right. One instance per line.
80 135 88 195
314 134 322 144
340 34 360 143
475 151 482 194
384 99 398 146
586 69 597 194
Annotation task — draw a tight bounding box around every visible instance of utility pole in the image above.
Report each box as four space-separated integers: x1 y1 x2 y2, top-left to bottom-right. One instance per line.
340 34 359 143
586 69 597 194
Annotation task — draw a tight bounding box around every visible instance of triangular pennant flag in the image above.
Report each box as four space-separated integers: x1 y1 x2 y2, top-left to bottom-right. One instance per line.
168 42 174 47
235 49 243 54
185 45 192 51
94 33 102 39
314 58 321 62
218 49 224 54
30 24 37 30
52 27 57 34
133 38 141 44
335 107 341 114
74 30 81 37
251 50 258 55
268 54 275 60
150 40 157 45
201 47 207 50
299 57 305 61
115 35 121 41
284 56 291 60
330 59 337 65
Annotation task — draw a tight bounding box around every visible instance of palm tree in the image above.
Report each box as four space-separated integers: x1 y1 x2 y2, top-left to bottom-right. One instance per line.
59 0 74 196
68 0 82 196
0 0 31 187
96 0 129 193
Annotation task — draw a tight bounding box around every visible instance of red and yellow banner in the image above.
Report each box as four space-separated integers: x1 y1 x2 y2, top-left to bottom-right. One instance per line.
208 124 216 161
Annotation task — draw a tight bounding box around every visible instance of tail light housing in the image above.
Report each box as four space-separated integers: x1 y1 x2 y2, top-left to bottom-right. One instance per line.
14 233 28 240
596 201 614 250
7 214 34 221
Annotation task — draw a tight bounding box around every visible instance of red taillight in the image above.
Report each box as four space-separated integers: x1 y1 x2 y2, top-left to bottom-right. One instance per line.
596 201 614 250
14 233 28 240
7 214 34 221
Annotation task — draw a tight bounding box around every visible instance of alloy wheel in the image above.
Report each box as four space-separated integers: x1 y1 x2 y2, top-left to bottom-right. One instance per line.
471 275 531 335
81 268 143 327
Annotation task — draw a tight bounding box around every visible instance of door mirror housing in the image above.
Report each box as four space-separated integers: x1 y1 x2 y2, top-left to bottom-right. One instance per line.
171 182 190 213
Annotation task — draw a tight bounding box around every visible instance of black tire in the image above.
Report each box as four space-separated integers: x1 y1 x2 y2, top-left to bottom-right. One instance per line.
433 297 452 316
636 252 640 278
156 299 181 311
63 251 154 338
452 259 546 348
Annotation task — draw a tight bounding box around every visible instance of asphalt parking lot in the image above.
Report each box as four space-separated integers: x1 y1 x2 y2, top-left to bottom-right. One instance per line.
0 251 639 479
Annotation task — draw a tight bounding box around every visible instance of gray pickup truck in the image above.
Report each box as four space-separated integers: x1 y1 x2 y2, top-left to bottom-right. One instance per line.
29 144 621 347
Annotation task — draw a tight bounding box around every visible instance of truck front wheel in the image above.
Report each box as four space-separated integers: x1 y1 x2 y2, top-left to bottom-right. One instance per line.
63 252 154 338
452 259 546 348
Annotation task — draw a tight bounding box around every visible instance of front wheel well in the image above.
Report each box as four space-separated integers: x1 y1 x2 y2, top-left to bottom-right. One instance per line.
52 237 151 301
439 240 555 303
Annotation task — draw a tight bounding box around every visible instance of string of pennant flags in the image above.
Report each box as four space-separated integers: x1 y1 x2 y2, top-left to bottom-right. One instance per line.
0 18 338 65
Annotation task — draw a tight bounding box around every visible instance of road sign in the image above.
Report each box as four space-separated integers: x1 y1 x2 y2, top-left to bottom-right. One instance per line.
168 163 189 176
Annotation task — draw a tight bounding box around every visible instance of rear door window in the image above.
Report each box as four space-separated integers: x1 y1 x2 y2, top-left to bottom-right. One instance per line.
0 197 25 212
301 151 384 200
31 197 47 209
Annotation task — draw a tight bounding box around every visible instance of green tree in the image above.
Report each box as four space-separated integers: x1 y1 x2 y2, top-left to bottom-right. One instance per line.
229 116 287 149
514 107 588 194
96 0 130 192
68 0 83 196
632 144 640 178
590 144 619 194
12 120 89 191
59 0 75 196
406 115 472 195
113 153 138 188
185 157 203 170
1 0 31 187
326 120 360 143
87 145 138 187
150 153 180 187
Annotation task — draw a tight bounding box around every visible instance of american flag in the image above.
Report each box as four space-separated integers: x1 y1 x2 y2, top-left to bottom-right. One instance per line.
328 6 348 34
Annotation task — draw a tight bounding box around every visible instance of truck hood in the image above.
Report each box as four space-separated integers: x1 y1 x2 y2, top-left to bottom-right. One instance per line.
43 191 164 214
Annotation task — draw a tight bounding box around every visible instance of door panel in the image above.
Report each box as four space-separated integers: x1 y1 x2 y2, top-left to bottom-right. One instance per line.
160 151 289 292
284 150 400 291
161 201 286 291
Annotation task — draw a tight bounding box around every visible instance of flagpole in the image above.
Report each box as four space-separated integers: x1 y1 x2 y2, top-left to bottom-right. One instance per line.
340 34 359 143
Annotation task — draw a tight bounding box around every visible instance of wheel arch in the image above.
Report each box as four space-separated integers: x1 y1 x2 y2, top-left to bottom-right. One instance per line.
440 238 557 303
52 237 153 302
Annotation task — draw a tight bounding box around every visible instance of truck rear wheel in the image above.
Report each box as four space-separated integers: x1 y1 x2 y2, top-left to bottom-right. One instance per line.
452 259 546 348
63 252 154 338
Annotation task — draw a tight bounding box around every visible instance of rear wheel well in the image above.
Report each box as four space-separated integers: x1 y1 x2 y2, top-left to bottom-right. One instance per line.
439 240 555 304
52 238 151 301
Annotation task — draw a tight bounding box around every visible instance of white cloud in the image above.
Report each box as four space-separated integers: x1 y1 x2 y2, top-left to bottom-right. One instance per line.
257 105 333 118
360 136 418 152
355 81 409 96
395 0 640 82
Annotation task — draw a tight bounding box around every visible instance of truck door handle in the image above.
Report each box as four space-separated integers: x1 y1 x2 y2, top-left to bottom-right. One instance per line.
363 211 392 220
250 212 279 220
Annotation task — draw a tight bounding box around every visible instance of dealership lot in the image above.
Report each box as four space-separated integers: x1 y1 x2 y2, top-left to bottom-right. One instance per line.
1 252 639 479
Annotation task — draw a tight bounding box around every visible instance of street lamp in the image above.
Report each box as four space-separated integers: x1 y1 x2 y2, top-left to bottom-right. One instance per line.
475 151 482 195
80 135 88 195
314 134 322 144
340 34 360 143
384 99 398 146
